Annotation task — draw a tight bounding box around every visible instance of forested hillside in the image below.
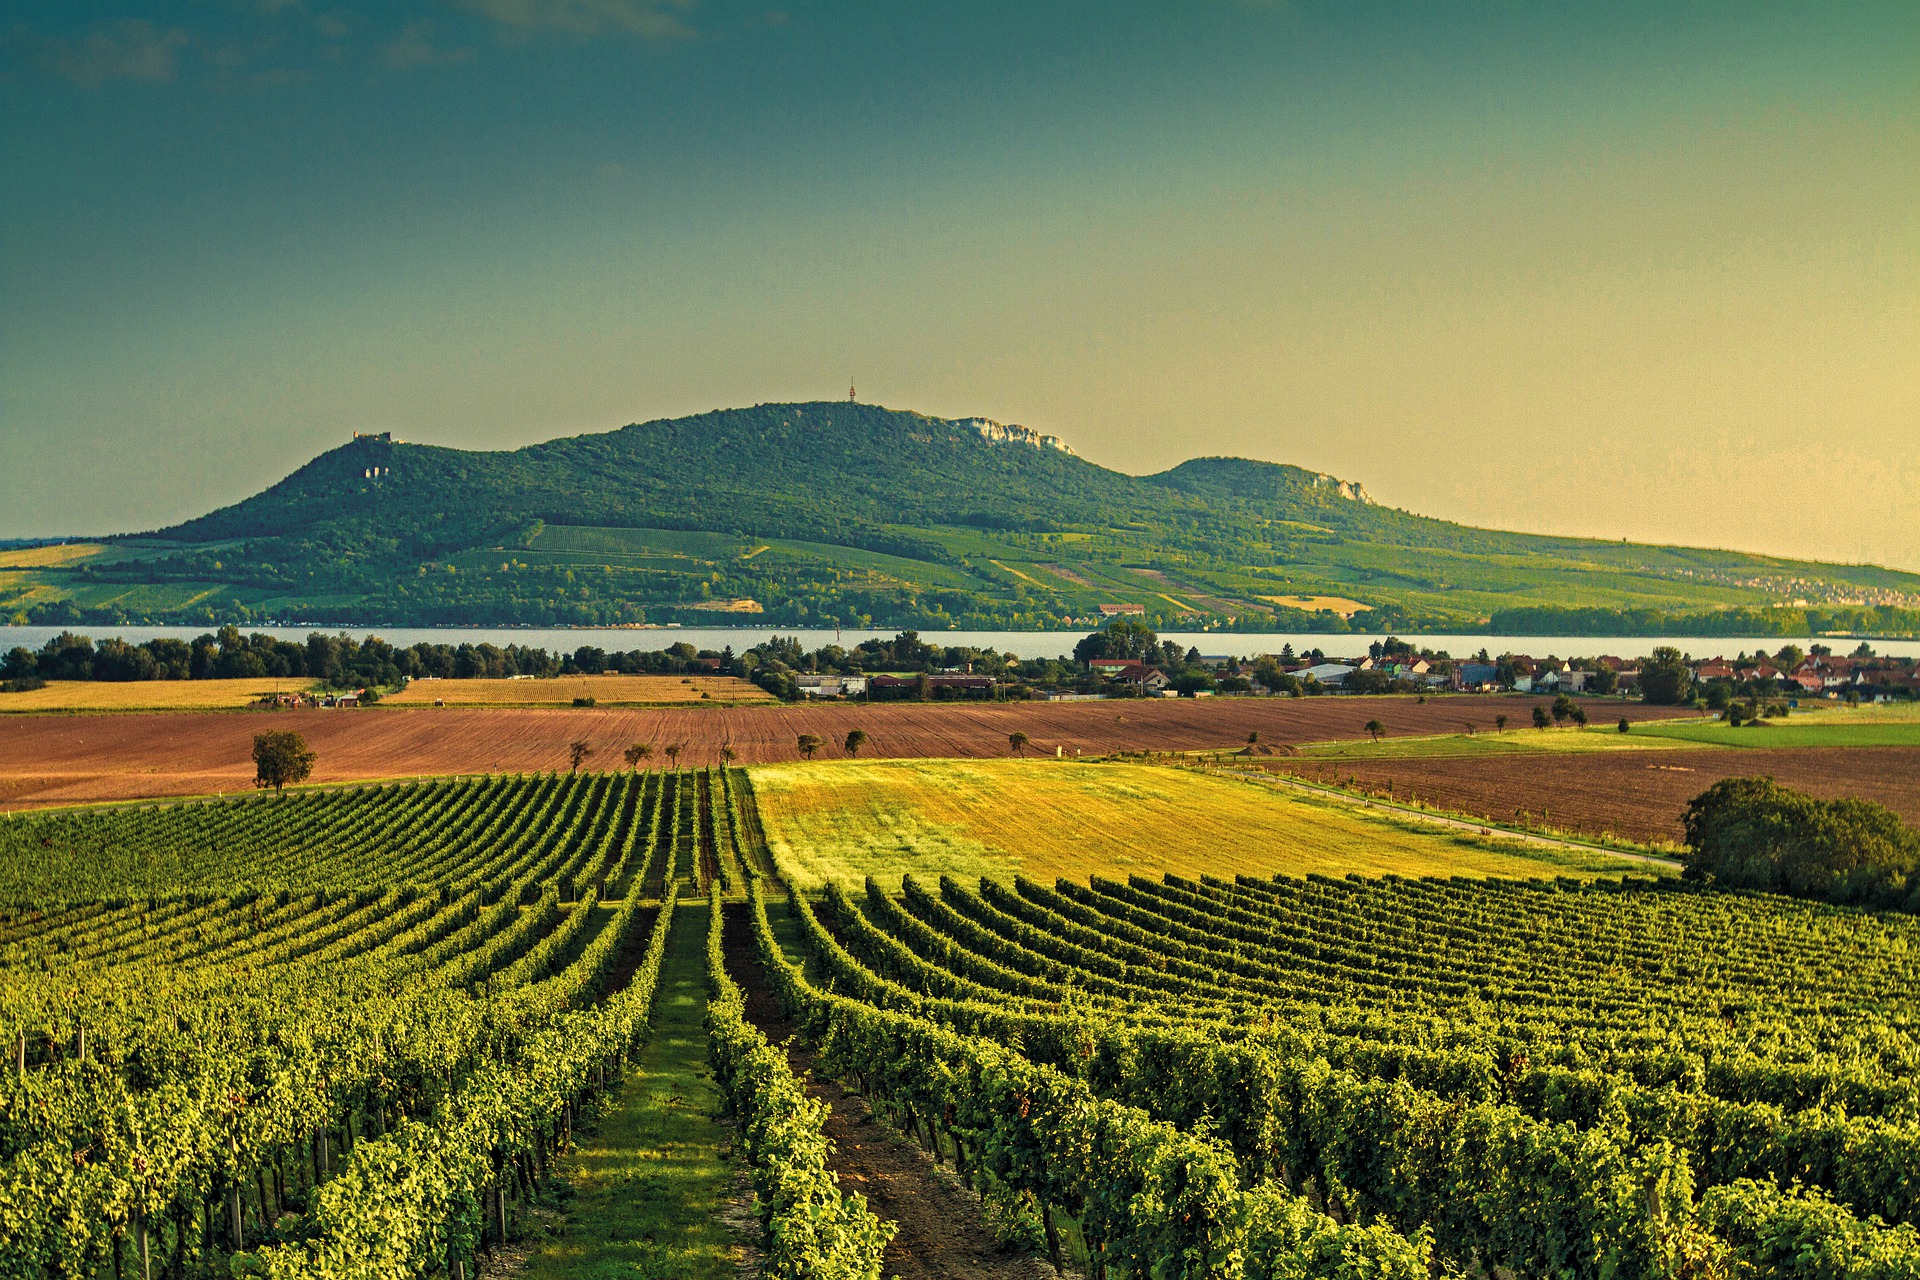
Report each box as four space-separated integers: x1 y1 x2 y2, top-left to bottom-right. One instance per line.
4 402 1917 634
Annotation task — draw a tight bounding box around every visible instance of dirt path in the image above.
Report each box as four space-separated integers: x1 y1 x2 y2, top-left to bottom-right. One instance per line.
720 901 1060 1280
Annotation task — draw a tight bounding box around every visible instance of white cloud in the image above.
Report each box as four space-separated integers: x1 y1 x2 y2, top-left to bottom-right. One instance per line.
453 0 697 40
33 20 189 88
383 21 476 70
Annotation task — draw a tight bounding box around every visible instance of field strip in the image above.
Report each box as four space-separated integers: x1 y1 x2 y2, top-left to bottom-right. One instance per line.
1214 767 1683 869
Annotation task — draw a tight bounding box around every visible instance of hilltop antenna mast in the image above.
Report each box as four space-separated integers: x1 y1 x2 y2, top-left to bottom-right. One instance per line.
848 379 856 403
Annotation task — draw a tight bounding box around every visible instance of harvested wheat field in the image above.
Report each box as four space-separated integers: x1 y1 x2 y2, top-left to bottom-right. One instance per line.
1275 746 1920 846
0 695 1694 809
380 673 773 705
751 759 1649 890
0 678 318 713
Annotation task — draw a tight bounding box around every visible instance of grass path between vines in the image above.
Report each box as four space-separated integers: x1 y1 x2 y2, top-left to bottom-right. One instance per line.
722 899 1062 1280
511 899 755 1280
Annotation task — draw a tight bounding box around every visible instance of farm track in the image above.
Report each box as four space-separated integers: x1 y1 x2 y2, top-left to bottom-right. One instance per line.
1277 745 1920 844
721 901 1059 1280
0 696 1695 809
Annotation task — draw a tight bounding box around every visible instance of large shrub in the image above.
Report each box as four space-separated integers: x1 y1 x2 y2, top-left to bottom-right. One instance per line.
1683 777 1920 911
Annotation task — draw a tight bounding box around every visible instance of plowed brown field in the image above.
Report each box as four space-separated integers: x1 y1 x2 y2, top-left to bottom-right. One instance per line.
1277 747 1920 845
0 695 1691 809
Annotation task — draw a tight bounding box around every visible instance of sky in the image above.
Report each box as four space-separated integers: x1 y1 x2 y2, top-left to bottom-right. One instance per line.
3 1 1916 569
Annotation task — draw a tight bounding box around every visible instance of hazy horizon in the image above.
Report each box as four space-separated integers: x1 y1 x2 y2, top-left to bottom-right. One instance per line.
4 2 1915 569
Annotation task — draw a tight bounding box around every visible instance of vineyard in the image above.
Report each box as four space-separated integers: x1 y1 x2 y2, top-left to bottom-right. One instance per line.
2 769 1918 1279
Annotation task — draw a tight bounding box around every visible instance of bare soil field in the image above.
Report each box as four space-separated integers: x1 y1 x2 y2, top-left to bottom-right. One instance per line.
0 695 1695 810
381 673 773 706
1277 747 1920 845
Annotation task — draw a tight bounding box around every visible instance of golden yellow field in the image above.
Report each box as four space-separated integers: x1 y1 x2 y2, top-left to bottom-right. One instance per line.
748 758 1650 891
0 542 105 569
1258 594 1367 616
382 674 775 706
0 678 316 712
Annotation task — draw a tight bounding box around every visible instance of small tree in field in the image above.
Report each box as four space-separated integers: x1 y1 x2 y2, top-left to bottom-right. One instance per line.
844 729 868 758
1618 717 1631 734
665 742 684 766
253 731 316 793
720 745 737 764
623 743 650 770
1364 719 1384 743
1008 731 1029 756
797 734 824 760
1532 706 1550 730
568 739 593 774
1495 714 1509 733
1247 731 1260 745
1570 706 1588 727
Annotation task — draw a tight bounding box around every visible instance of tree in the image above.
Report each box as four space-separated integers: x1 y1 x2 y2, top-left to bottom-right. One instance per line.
1640 646 1693 705
1570 705 1588 727
797 733 824 759
1551 693 1575 725
1587 666 1619 696
1495 714 1508 733
568 739 593 774
1683 777 1920 910
622 742 650 769
252 731 316 793
1247 731 1260 745
1008 731 1029 755
1363 719 1384 743
665 742 684 765
720 745 737 764
1531 706 1550 730
844 729 868 757
1073 618 1157 665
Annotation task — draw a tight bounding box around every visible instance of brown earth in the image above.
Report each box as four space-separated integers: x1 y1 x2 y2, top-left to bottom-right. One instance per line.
1276 747 1920 845
721 903 1056 1280
0 696 1695 810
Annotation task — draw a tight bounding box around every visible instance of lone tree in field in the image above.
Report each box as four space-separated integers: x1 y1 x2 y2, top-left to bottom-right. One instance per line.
1364 719 1384 743
1247 731 1260 745
568 739 593 774
664 742 684 765
623 742 651 770
1495 714 1509 733
252 731 316 793
797 733 824 760
1618 717 1631 734
844 729 868 758
1532 705 1550 730
1570 705 1589 727
1008 731 1029 756
720 745 737 764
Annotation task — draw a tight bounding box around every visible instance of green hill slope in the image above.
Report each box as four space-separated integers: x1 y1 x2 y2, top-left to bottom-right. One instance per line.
5 402 1916 635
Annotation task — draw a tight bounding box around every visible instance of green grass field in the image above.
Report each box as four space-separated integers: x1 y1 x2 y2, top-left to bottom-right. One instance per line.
1293 726 1704 760
747 758 1654 892
1623 718 1920 748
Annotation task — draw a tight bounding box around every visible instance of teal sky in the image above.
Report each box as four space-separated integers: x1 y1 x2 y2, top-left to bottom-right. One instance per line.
4 2 1916 568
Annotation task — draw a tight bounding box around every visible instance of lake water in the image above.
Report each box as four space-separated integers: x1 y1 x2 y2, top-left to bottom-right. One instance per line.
4 625 1914 663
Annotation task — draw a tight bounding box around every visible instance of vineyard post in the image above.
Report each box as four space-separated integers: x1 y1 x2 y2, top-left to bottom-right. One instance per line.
76 1027 86 1061
227 1136 244 1249
13 1030 21 1075
135 1207 152 1280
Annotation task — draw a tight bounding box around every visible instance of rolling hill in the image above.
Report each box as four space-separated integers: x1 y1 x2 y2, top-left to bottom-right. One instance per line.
4 402 1917 636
